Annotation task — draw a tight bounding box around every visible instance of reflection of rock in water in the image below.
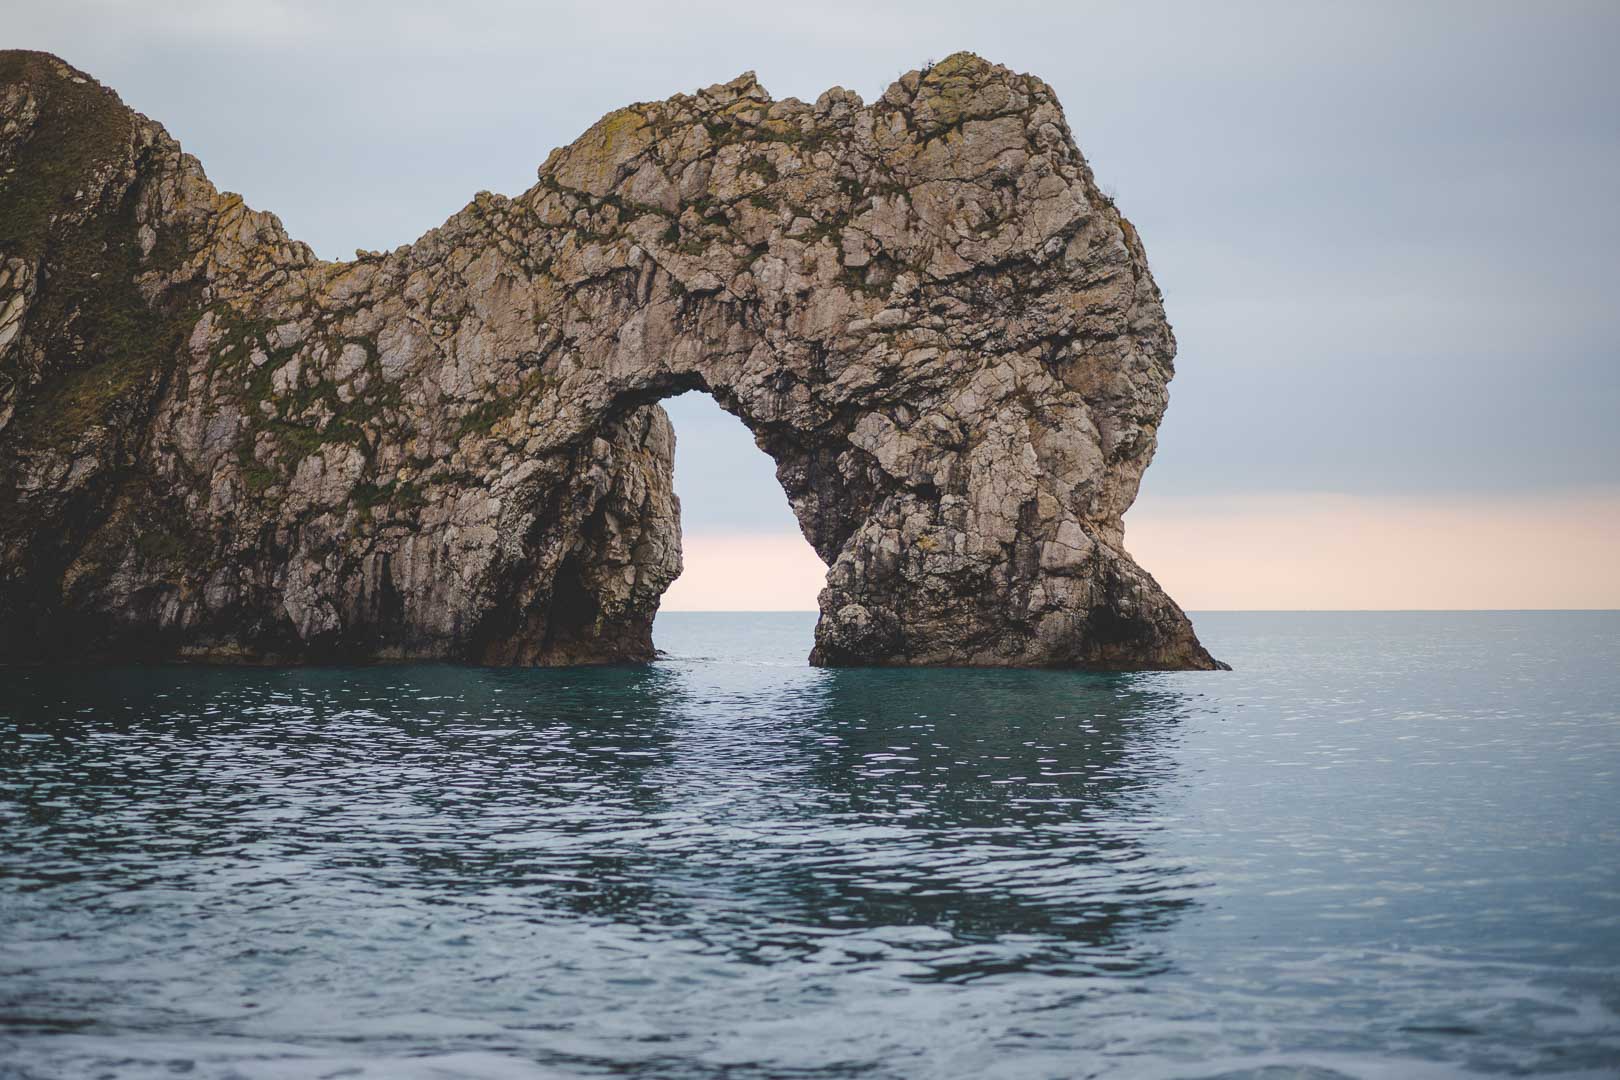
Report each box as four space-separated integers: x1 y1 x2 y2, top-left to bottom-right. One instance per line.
2 663 700 923
791 669 1199 978
606 664 1201 980
3 660 1199 984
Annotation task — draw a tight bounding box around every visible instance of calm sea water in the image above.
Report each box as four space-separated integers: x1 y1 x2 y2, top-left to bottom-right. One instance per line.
1 612 1617 1079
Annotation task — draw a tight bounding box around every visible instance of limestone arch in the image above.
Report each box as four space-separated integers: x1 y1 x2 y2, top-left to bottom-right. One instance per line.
0 50 1221 669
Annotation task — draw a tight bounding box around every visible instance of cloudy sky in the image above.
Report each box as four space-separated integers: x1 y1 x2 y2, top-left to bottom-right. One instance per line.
13 0 1618 609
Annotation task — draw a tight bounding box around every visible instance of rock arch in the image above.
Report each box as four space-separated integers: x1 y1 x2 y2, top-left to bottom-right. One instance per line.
0 50 1220 669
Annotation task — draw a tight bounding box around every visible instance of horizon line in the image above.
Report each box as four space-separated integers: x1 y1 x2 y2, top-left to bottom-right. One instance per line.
656 608 1620 615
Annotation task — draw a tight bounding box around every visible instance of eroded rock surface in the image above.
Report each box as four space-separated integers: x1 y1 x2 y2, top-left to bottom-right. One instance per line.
0 50 1221 669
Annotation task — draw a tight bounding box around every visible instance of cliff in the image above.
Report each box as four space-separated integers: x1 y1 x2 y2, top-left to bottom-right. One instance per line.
0 50 1221 669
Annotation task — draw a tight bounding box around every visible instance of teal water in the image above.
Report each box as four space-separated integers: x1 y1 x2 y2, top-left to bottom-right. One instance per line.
1 612 1617 1078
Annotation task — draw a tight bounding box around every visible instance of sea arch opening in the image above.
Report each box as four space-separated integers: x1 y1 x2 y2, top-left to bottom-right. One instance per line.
653 390 828 657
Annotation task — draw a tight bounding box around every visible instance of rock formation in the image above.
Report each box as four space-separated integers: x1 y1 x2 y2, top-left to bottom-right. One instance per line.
0 50 1222 669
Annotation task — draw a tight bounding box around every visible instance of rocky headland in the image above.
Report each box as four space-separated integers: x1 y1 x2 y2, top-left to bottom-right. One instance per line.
0 50 1221 669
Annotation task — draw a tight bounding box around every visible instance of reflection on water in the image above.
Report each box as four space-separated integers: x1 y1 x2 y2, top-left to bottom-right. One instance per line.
1 611 1618 1078
795 669 1196 970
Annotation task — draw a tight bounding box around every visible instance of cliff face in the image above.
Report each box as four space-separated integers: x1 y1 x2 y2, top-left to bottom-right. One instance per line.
0 50 1221 669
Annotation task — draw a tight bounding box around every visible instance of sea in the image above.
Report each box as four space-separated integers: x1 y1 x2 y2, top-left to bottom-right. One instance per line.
2 611 1617 1079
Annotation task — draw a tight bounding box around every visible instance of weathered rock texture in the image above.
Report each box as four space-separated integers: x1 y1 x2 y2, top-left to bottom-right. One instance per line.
0 50 1221 669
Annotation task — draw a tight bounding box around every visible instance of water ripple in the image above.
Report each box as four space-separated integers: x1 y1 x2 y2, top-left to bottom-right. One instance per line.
1 611 1618 1077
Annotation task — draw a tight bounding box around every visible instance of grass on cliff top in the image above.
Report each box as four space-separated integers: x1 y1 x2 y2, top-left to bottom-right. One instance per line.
0 51 134 259
0 52 195 454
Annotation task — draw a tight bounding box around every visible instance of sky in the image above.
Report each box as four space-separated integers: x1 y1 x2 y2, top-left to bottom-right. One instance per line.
10 0 1618 609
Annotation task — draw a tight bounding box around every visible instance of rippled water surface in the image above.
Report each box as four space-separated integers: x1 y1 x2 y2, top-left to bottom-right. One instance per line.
3 612 1618 1078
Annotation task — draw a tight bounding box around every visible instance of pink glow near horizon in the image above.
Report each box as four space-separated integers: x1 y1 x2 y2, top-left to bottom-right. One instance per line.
659 534 829 611
660 488 1620 612
1125 488 1620 610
